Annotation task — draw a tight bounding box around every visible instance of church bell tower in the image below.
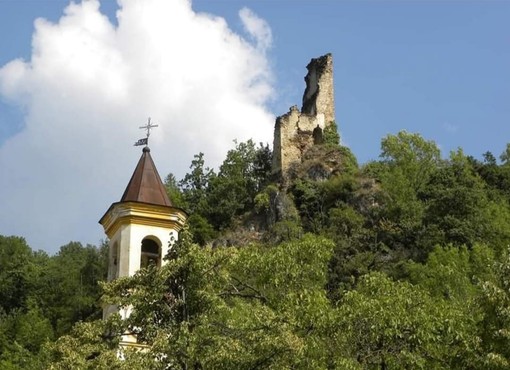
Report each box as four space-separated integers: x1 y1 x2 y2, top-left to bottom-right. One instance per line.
99 122 187 328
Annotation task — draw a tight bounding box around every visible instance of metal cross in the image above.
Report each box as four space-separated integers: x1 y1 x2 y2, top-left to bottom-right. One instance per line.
139 117 159 144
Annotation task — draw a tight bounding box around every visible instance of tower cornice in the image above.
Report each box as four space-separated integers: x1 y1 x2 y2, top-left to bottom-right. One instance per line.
99 201 187 239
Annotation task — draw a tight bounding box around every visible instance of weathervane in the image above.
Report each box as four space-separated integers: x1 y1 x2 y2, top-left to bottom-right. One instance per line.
134 117 159 147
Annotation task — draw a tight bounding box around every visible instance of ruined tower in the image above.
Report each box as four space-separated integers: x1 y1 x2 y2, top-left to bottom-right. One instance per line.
272 53 336 181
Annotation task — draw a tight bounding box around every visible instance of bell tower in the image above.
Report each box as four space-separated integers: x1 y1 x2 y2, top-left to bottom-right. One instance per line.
99 123 187 342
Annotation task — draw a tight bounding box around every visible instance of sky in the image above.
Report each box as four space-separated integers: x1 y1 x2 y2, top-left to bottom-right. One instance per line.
0 0 509 254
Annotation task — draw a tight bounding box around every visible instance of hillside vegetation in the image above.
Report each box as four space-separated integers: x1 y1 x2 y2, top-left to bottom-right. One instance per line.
3 130 510 369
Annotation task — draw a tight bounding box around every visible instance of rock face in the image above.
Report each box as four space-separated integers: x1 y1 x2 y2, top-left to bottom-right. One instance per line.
272 54 336 183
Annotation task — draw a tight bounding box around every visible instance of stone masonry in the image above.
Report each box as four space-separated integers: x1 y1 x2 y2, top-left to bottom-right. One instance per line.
272 53 336 182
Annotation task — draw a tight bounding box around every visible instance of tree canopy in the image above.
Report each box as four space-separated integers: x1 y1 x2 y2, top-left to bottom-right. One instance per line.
4 133 510 369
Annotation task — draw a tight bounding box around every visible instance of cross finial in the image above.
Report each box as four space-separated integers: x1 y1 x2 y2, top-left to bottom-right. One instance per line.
138 117 159 146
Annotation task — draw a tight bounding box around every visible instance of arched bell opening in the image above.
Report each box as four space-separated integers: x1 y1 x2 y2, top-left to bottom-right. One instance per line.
140 237 161 269
109 241 119 281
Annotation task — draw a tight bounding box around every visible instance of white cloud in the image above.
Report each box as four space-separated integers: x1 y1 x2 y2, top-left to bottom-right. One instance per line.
239 7 272 52
443 121 459 134
0 0 274 253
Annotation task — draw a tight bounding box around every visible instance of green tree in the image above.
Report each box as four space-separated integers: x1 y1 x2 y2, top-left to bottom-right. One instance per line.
38 242 107 336
0 293 54 369
206 140 270 229
499 143 510 164
0 237 56 368
186 213 216 245
419 149 504 251
252 142 273 191
0 236 34 313
407 244 494 302
14 300 54 353
375 131 441 258
49 232 338 369
470 148 510 202
45 319 123 370
379 130 441 193
323 121 340 146
478 249 510 368
326 204 375 296
164 173 187 209
179 152 215 215
336 272 480 369
291 178 328 233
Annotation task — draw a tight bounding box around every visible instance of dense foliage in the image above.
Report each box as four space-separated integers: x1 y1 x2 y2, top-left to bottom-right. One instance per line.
0 237 107 369
4 130 510 369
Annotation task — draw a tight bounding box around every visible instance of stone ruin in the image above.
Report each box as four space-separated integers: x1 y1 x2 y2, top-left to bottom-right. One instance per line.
271 53 336 183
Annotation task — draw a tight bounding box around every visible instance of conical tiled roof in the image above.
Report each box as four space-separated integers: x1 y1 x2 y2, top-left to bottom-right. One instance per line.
120 146 172 206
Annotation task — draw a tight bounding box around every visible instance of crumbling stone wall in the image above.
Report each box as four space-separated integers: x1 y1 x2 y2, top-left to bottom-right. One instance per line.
302 53 335 124
272 53 336 182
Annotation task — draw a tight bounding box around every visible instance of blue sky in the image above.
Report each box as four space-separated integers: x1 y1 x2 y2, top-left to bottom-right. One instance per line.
207 0 510 161
0 0 509 253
